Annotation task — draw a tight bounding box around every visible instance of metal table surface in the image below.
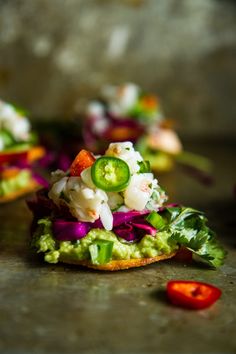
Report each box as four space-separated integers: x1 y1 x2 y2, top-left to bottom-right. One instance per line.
0 140 235 354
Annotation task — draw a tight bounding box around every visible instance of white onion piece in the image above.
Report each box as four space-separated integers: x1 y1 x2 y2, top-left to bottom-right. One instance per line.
124 173 154 210
48 177 68 205
80 167 95 189
100 203 113 231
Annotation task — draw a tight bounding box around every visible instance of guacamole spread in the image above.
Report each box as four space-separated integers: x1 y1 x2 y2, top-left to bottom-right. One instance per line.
0 169 32 197
32 218 178 264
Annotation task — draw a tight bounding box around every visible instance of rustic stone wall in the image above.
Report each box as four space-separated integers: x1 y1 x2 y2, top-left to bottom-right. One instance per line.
0 0 236 137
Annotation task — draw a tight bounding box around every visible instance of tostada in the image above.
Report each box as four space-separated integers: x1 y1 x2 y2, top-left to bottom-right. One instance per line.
0 99 46 202
28 141 225 270
83 83 210 174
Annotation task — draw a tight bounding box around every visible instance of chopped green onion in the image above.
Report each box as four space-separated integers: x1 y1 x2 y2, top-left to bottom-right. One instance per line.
89 239 114 265
138 160 151 173
146 211 166 230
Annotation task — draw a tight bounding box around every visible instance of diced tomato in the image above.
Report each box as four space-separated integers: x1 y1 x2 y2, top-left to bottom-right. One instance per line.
167 280 222 310
70 149 96 176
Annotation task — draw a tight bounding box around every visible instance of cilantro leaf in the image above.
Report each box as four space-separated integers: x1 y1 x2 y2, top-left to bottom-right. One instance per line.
166 207 181 221
138 160 151 173
171 228 207 250
192 239 227 268
162 206 226 268
170 207 204 228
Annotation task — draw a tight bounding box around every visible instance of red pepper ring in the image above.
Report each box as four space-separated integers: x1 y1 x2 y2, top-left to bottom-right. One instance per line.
167 280 222 310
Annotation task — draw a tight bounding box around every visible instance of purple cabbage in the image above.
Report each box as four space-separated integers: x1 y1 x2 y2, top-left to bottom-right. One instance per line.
112 211 157 242
92 210 149 229
29 190 163 242
39 150 72 171
113 220 157 242
38 150 56 168
112 210 150 227
113 215 157 242
57 153 71 171
53 220 91 241
131 221 157 236
32 173 49 188
27 188 54 217
83 111 144 153
113 223 137 242
52 210 157 243
0 161 29 172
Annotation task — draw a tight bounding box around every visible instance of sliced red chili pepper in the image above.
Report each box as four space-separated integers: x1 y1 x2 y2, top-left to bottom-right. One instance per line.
167 280 221 310
70 149 96 176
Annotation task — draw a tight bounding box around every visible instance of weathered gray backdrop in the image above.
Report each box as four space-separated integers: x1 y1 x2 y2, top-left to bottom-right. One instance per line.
0 0 235 138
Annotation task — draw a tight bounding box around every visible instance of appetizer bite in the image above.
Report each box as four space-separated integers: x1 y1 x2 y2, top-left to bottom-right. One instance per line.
28 142 225 271
83 83 211 175
0 99 46 202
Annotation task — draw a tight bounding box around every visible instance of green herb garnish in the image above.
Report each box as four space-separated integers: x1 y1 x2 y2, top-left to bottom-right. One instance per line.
146 206 226 268
138 160 151 173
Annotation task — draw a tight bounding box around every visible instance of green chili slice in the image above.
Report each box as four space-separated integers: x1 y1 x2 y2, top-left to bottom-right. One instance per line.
91 156 130 192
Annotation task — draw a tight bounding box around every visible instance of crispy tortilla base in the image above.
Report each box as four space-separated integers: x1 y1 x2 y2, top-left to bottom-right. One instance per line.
0 179 40 203
59 251 177 271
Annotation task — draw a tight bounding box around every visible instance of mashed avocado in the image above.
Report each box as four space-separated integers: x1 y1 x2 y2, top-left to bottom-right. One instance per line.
0 169 32 197
32 218 178 264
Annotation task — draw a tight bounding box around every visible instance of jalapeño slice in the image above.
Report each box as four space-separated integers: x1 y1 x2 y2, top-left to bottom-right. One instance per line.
91 156 130 192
